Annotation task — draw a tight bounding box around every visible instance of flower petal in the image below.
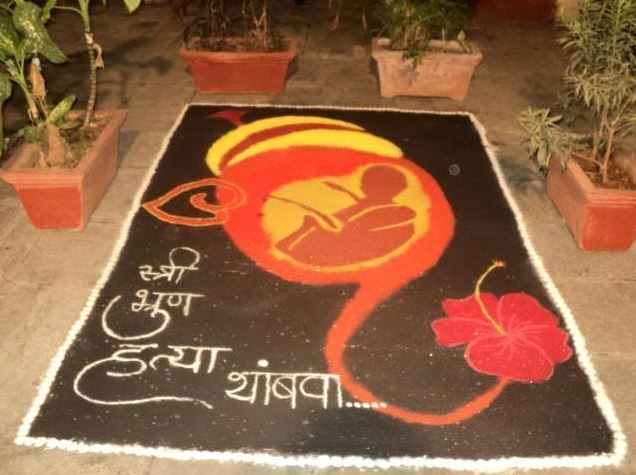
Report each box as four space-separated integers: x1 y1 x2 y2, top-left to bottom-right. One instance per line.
517 325 573 363
497 293 559 330
442 293 499 321
431 318 494 347
465 335 556 383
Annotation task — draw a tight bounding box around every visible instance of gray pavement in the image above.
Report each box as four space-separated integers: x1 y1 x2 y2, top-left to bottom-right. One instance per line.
0 2 634 474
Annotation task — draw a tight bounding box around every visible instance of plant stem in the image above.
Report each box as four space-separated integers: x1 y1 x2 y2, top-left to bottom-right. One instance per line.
571 151 604 169
263 0 269 49
76 0 96 128
591 128 600 164
53 5 84 15
601 123 616 184
83 32 97 127
13 62 39 123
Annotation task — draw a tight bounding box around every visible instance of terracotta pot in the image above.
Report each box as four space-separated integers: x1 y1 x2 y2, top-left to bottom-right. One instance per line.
547 159 636 251
371 38 483 101
0 110 127 230
179 38 297 94
476 0 555 23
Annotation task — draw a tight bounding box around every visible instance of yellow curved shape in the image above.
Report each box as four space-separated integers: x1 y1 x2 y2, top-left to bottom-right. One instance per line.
207 116 365 175
221 129 404 173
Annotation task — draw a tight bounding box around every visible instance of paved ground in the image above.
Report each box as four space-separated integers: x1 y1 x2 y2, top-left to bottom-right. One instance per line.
0 1 634 474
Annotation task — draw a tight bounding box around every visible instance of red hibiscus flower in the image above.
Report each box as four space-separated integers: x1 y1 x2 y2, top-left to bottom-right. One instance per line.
431 262 573 383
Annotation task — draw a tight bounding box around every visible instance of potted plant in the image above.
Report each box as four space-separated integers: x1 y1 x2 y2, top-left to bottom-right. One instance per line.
0 0 140 230
178 0 297 94
370 0 482 100
519 0 636 251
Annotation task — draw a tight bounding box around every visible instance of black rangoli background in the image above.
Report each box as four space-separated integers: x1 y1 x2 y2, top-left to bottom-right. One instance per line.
28 106 613 459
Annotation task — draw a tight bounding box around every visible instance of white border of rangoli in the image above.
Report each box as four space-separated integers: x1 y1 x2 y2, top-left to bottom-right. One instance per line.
15 103 627 472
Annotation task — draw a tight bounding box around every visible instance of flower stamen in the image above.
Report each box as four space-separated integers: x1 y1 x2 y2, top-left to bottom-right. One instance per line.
474 260 506 335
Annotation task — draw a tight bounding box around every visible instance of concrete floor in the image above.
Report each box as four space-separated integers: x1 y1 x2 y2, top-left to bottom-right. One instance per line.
0 2 634 474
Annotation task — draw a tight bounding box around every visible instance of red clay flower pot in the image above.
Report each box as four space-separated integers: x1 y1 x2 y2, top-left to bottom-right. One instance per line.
179 38 297 94
547 159 636 251
371 38 483 101
0 110 127 231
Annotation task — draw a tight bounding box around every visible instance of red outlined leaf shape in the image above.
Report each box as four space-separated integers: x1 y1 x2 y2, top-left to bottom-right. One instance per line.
142 178 246 227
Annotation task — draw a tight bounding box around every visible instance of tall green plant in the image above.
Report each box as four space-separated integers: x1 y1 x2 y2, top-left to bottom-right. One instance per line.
54 0 141 127
0 0 67 126
520 0 636 184
0 0 77 164
378 0 468 66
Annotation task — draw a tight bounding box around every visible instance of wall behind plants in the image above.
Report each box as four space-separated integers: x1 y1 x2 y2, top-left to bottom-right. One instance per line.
475 0 556 23
557 0 579 18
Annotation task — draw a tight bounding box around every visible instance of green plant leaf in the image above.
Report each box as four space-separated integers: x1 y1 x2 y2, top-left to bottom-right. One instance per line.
0 70 12 101
47 94 76 125
41 0 57 22
0 72 12 160
522 0 636 172
58 118 82 130
12 2 66 64
120 0 141 13
22 123 43 143
0 14 19 57
378 0 469 66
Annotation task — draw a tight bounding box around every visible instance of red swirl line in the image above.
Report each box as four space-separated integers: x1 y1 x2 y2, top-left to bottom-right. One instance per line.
325 283 509 425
